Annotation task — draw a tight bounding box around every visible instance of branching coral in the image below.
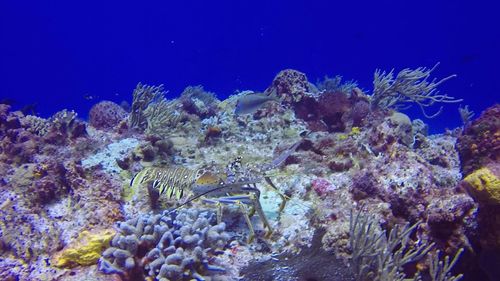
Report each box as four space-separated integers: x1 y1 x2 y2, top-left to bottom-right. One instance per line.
371 63 461 118
99 208 230 281
21 115 51 136
429 249 464 281
129 83 166 130
128 82 185 137
458 105 475 126
348 209 463 281
316 75 359 95
144 98 184 137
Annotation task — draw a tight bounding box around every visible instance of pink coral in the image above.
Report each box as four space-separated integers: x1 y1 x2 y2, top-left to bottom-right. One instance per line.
311 178 334 196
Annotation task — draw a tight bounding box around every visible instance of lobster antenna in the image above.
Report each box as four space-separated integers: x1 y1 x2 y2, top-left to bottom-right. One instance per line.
171 181 258 210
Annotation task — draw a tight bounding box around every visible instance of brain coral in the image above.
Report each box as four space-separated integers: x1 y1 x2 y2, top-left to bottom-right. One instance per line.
99 208 230 281
89 101 128 130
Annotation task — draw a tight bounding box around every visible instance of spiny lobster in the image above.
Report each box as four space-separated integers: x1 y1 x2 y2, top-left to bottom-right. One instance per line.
130 138 303 242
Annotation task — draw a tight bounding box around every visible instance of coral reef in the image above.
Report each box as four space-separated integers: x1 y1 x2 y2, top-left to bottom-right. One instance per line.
1 67 495 280
82 138 140 174
99 208 231 280
348 209 464 281
144 97 185 138
316 74 358 94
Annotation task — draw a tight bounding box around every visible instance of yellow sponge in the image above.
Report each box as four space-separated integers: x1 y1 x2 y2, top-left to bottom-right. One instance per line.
464 167 500 205
52 229 115 268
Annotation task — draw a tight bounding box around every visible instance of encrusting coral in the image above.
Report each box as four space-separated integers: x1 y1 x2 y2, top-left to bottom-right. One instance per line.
99 208 231 280
464 166 500 205
52 229 116 268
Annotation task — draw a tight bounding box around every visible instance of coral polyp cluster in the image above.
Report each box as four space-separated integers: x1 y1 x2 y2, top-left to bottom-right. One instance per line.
99 208 230 280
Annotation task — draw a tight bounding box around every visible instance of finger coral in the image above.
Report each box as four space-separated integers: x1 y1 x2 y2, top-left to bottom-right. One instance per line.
99 208 231 281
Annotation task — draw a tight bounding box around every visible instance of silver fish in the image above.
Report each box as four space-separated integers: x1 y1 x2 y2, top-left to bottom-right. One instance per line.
234 92 280 115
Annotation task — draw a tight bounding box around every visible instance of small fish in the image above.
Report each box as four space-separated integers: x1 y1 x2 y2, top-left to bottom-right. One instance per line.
268 138 303 169
83 94 99 101
235 92 280 115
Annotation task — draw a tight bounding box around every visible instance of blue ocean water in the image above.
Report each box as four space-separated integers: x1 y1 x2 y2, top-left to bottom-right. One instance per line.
1 1 498 133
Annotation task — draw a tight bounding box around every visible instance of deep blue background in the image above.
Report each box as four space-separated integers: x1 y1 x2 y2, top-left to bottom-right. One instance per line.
1 1 498 133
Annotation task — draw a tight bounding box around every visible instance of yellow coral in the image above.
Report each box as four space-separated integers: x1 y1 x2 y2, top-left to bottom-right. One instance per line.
52 229 115 268
349 126 361 136
464 167 500 205
337 134 348 141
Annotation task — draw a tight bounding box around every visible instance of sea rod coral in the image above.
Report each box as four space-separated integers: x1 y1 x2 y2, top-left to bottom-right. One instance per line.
371 63 461 118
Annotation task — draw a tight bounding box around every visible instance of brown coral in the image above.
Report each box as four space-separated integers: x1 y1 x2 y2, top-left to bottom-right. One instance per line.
89 100 128 130
457 104 500 175
265 69 312 104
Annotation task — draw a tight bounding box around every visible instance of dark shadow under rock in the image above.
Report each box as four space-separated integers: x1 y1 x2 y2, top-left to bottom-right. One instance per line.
240 229 355 281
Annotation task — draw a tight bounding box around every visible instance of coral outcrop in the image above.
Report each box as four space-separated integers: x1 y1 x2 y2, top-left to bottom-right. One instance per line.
264 69 312 104
89 100 128 130
456 105 500 278
99 208 231 280
457 104 499 175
